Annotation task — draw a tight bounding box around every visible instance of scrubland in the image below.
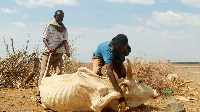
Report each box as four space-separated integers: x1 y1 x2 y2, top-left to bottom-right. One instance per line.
0 37 199 112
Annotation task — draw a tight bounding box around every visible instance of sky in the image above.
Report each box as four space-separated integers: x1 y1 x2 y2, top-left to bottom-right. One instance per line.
0 0 200 63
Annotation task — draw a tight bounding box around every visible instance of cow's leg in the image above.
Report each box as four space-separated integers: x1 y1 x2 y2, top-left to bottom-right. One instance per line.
91 92 120 112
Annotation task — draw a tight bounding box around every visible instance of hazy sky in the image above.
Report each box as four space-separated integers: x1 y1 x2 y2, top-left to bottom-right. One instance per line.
0 0 200 62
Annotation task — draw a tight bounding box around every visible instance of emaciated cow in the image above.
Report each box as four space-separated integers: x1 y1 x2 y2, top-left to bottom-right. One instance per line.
39 59 158 112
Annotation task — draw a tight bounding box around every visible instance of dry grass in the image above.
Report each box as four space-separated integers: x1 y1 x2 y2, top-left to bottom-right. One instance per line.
129 56 185 95
1 35 199 112
1 34 185 96
0 34 82 87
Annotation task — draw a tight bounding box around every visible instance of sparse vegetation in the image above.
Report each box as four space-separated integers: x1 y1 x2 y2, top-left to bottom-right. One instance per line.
0 35 40 87
0 34 82 87
0 35 199 112
0 34 185 94
129 56 185 95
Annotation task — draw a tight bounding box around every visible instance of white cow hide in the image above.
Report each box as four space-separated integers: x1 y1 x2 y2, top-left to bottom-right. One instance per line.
40 67 120 112
39 67 158 112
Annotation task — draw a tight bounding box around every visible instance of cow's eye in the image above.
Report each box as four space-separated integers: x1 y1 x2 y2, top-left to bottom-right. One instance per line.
138 80 143 83
123 84 128 87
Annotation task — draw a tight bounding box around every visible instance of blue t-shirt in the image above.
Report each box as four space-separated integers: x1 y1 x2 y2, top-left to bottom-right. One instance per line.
93 41 125 64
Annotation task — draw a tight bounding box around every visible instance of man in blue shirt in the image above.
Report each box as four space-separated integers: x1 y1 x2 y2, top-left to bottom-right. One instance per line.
92 34 131 106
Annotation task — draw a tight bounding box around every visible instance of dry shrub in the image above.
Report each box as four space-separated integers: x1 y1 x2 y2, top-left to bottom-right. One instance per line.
62 55 80 74
1 33 185 95
0 34 40 87
0 34 82 88
62 33 84 74
130 56 185 95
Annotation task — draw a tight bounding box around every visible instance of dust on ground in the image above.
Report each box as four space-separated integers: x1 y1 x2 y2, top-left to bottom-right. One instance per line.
0 64 200 112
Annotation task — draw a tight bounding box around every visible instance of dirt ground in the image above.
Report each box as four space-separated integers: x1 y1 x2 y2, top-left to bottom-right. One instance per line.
0 64 200 112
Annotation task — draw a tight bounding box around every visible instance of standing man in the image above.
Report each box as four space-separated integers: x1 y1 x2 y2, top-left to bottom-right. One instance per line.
36 10 70 103
92 34 131 106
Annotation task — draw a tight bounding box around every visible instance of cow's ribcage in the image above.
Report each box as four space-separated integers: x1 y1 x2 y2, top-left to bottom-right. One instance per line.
40 74 94 111
39 67 117 111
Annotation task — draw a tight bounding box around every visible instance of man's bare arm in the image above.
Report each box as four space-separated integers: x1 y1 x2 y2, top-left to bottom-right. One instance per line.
106 63 127 105
106 64 123 95
43 38 53 52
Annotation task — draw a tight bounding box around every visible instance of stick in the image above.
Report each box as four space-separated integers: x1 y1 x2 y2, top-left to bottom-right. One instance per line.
179 80 194 87
43 53 52 78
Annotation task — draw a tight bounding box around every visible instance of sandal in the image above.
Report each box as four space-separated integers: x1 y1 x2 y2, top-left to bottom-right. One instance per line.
36 96 42 104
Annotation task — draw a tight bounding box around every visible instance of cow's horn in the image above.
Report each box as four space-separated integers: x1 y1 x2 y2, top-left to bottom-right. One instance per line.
126 58 132 80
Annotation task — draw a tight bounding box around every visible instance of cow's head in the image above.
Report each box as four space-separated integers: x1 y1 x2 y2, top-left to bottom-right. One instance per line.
116 59 158 111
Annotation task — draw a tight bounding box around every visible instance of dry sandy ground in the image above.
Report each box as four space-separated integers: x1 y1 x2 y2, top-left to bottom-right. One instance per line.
0 64 200 112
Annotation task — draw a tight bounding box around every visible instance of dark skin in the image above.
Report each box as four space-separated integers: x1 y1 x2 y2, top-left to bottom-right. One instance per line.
106 43 127 105
43 11 70 57
54 11 64 26
36 11 70 103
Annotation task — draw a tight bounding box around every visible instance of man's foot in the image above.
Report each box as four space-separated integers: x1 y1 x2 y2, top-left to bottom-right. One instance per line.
36 92 41 104
36 96 42 104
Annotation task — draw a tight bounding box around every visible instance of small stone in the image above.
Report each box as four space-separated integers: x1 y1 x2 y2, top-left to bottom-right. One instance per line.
164 99 185 112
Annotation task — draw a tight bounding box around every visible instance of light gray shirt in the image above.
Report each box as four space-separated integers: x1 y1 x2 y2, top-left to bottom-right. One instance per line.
42 24 68 53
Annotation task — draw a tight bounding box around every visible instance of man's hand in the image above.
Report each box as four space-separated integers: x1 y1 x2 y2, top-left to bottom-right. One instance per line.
118 96 125 103
49 48 55 53
118 96 129 112
49 48 58 57
118 96 129 111
118 96 127 105
118 89 127 105
49 48 57 55
118 90 127 107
